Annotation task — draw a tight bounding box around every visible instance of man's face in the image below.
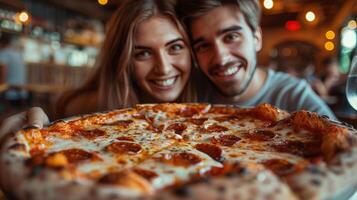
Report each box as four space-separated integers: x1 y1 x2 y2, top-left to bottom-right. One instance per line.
190 5 262 97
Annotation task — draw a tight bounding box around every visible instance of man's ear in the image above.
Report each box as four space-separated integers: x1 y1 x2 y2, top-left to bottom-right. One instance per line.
254 27 262 52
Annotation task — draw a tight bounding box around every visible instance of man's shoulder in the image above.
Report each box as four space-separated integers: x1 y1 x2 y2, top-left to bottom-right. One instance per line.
266 69 308 89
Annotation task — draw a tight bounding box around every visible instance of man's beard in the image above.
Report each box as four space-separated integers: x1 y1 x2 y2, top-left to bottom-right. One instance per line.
217 61 257 98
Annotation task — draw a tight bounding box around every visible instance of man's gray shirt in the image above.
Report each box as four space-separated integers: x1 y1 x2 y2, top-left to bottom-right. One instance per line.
210 69 337 120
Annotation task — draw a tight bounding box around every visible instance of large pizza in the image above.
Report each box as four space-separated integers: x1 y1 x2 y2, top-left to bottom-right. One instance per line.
0 103 356 200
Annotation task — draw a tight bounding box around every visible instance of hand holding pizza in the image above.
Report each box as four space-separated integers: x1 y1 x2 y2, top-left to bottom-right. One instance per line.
0 107 49 142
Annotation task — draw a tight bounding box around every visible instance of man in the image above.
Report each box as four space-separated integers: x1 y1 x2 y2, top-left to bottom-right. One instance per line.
176 0 336 119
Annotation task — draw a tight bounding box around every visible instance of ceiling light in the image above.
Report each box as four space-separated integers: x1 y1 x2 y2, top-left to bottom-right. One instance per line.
325 30 335 40
305 11 316 22
98 0 108 5
263 0 274 10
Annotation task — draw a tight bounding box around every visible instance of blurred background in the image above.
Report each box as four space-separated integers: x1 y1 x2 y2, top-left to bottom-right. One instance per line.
0 0 356 125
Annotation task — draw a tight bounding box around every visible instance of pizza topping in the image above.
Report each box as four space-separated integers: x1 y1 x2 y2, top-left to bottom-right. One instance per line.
273 140 322 158
245 130 275 141
203 124 228 133
250 104 280 122
99 171 154 194
213 115 240 122
211 135 241 146
104 120 133 128
166 123 187 135
74 129 106 139
195 143 223 162
60 149 99 164
116 136 135 142
133 168 158 181
261 159 296 176
185 118 208 125
158 152 202 167
45 153 68 168
105 142 142 154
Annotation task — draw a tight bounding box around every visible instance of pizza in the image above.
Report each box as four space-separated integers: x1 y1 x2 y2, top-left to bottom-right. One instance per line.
0 103 356 200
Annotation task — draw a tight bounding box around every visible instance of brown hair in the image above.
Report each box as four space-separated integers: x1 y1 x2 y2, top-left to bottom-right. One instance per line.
176 0 261 33
56 0 197 118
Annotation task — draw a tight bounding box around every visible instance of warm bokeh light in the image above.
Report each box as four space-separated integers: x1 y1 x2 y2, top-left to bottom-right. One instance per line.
285 20 301 31
341 28 357 49
18 11 29 23
325 30 335 40
98 0 108 5
348 20 357 29
305 11 316 22
263 0 274 9
324 41 334 51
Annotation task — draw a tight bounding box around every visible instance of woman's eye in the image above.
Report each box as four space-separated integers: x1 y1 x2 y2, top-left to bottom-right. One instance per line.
169 44 184 53
134 51 151 59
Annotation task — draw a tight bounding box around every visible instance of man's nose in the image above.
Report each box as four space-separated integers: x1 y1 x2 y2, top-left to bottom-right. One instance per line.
154 52 172 75
211 42 230 67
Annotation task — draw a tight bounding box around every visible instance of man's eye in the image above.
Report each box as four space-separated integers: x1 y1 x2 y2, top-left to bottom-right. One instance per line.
134 51 151 59
224 33 240 42
194 43 210 53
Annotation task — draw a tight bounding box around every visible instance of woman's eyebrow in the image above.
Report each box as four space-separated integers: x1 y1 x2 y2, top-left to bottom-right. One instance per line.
166 38 183 46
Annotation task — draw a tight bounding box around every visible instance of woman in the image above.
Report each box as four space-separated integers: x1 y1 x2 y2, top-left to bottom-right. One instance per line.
56 0 198 118
0 0 201 140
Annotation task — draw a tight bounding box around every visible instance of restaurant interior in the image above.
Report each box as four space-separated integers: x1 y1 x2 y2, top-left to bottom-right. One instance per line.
0 1 357 199
0 0 356 123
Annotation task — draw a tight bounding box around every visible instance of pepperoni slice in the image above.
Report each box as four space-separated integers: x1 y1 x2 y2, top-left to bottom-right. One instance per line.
214 115 240 122
104 120 133 128
195 143 223 162
60 148 98 164
245 130 275 141
133 169 158 180
203 124 228 133
99 171 126 184
116 136 135 142
159 152 202 167
75 129 106 139
261 159 296 176
180 107 199 117
185 118 208 125
105 142 142 154
211 135 241 146
166 123 187 135
272 140 321 158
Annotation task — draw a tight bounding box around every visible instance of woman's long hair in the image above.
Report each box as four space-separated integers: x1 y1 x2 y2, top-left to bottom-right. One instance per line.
56 0 198 118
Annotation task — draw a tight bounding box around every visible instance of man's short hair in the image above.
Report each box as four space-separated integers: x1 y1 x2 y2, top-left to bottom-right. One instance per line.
176 0 261 33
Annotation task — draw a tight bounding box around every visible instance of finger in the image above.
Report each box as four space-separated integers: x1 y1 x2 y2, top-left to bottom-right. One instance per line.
0 112 27 140
27 107 50 129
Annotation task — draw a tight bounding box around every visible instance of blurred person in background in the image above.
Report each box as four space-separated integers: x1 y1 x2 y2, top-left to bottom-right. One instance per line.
0 32 27 104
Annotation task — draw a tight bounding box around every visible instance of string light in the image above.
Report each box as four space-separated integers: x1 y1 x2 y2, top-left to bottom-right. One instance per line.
347 20 356 29
98 0 108 5
263 0 274 10
324 41 334 51
325 30 335 40
305 11 316 22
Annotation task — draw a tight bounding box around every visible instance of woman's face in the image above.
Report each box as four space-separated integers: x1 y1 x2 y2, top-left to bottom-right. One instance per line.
133 16 191 102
